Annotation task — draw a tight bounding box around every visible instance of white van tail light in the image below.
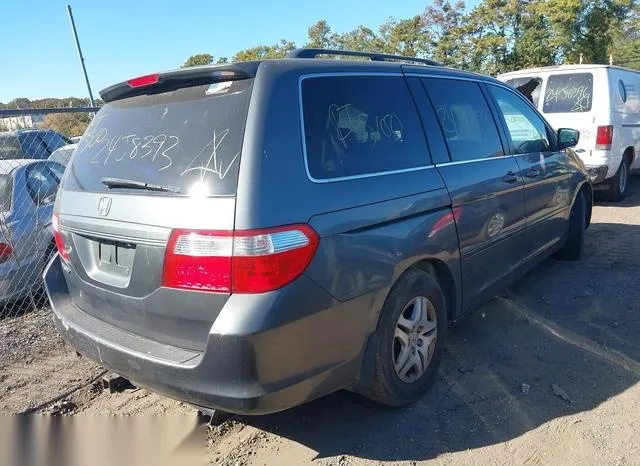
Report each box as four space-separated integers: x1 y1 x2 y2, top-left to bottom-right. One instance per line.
162 225 319 293
595 125 613 150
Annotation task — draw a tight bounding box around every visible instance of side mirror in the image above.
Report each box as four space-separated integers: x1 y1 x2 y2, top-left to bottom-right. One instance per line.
558 128 580 150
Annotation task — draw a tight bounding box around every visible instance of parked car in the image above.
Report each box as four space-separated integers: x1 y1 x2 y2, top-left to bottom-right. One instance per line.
45 48 591 416
498 64 640 201
49 143 77 167
0 128 72 161
1 159 65 303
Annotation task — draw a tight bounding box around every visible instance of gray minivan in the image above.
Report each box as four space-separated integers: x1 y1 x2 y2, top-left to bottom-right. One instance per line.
44 49 591 415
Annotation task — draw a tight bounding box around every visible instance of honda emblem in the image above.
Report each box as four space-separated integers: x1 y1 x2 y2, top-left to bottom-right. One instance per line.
98 197 112 216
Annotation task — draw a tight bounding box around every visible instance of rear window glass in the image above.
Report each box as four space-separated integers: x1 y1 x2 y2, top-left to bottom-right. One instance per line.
543 73 593 113
0 135 24 160
0 174 12 211
64 79 253 196
504 77 543 106
301 75 430 181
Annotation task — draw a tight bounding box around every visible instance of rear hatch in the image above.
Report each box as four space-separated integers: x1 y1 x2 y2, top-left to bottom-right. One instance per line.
55 67 255 351
539 72 596 152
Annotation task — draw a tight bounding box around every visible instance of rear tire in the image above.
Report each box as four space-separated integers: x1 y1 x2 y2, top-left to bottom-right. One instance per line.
604 157 630 202
363 268 447 407
555 190 586 261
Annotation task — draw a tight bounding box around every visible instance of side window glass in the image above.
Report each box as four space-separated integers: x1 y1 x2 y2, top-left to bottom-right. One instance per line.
505 77 543 107
301 75 430 180
423 79 504 163
490 85 551 155
26 164 60 205
18 133 50 159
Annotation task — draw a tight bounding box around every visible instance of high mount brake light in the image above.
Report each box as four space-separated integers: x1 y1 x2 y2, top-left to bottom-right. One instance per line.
162 225 319 294
127 73 160 88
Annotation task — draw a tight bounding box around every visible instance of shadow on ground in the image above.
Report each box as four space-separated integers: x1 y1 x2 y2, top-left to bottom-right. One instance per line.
235 196 640 461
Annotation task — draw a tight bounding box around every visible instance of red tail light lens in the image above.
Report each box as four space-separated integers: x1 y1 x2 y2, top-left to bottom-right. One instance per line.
162 225 319 294
127 73 160 88
595 125 613 150
0 243 12 264
52 213 70 262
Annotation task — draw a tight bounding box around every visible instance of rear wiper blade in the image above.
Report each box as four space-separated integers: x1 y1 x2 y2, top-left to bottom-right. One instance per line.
101 177 181 193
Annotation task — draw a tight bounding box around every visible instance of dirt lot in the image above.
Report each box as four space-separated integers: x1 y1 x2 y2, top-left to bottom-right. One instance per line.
1 181 640 465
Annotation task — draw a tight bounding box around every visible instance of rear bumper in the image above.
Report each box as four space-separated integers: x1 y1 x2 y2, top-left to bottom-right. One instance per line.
586 165 609 184
44 254 372 415
0 256 41 302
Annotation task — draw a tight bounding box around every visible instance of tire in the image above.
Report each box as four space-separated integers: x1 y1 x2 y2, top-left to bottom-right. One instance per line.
555 189 586 261
604 157 630 202
363 268 447 407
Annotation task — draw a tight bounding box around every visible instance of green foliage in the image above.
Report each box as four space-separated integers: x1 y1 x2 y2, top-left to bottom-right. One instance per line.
182 53 214 68
41 112 92 137
232 40 296 62
0 97 94 110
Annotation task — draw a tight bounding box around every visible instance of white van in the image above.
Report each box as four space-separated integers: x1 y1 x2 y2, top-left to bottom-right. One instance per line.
498 65 640 201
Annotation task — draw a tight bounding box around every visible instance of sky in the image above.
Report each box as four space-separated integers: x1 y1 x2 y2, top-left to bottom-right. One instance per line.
0 0 479 102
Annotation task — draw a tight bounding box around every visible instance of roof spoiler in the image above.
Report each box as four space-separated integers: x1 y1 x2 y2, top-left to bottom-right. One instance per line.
100 62 258 103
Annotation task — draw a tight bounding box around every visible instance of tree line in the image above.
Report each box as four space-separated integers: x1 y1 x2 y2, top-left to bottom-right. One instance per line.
183 0 640 74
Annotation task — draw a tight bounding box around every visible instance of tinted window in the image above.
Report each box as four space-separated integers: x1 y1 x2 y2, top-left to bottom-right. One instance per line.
64 79 253 196
301 76 429 180
0 175 12 211
423 79 503 162
504 77 543 106
25 163 60 205
0 135 23 160
543 73 593 113
18 133 50 159
491 85 551 154
41 131 69 153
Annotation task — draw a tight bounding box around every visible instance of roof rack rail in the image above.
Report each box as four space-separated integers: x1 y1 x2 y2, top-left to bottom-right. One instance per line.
286 48 442 66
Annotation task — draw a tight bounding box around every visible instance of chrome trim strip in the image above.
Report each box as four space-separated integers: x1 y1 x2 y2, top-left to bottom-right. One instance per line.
297 72 433 184
63 225 167 247
404 73 484 82
435 155 513 167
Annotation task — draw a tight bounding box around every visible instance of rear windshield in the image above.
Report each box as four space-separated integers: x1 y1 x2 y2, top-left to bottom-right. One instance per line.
0 174 12 211
504 77 542 107
543 73 593 113
64 78 253 196
0 135 24 160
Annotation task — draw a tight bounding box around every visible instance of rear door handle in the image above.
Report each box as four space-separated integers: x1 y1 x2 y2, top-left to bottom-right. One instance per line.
525 169 539 178
502 172 519 184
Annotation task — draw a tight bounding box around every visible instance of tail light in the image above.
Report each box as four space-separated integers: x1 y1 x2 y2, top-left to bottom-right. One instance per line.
52 213 70 262
162 225 319 294
0 243 12 264
595 125 613 150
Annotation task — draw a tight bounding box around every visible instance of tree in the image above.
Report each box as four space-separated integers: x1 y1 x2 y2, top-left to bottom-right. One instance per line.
41 113 92 137
217 57 229 64
379 16 429 57
422 0 469 66
182 53 214 68
233 40 296 61
307 20 334 48
611 1 640 69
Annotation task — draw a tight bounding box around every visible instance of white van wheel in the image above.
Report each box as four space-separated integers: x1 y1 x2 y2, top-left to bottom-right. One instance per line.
605 157 630 202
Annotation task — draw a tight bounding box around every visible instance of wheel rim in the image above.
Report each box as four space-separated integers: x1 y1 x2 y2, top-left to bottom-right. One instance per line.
619 161 628 194
393 296 438 383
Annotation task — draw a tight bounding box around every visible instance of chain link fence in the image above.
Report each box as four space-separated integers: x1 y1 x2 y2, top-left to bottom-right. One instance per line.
0 108 96 319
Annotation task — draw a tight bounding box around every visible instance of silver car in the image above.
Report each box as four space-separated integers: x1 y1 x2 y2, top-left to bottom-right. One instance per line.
0 160 65 302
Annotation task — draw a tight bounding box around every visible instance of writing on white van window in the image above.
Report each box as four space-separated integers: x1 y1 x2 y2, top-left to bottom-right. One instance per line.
180 128 240 181
544 86 592 112
328 104 404 148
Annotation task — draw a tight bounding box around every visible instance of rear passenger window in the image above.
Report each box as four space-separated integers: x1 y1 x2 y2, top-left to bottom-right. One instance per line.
423 79 503 162
490 85 551 154
301 76 429 180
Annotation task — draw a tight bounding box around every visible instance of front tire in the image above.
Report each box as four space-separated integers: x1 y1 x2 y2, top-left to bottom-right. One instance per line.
555 189 586 261
363 268 447 407
604 157 630 201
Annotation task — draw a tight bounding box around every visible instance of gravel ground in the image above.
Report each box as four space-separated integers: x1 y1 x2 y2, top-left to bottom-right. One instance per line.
1 180 639 465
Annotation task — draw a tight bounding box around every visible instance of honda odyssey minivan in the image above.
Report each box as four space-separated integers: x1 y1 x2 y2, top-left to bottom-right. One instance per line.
45 49 591 415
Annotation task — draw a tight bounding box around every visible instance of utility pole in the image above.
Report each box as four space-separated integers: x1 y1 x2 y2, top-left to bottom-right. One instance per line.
579 53 583 64
67 5 95 107
610 54 614 65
